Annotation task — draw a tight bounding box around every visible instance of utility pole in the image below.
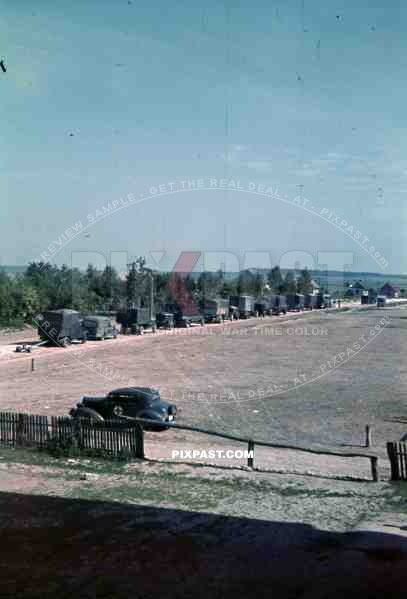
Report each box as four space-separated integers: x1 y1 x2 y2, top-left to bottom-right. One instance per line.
127 256 155 320
126 258 139 310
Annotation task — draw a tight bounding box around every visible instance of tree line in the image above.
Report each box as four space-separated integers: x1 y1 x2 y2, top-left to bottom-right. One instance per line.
0 262 315 328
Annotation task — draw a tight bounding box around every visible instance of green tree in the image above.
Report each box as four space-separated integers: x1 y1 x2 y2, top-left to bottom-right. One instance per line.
268 266 284 293
282 271 297 294
296 268 313 294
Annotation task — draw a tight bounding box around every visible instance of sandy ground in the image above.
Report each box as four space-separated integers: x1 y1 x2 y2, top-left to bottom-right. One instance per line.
0 302 407 596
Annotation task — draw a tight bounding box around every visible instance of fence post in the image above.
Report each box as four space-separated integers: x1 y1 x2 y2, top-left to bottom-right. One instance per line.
72 417 81 450
387 442 399 481
370 456 379 482
16 414 25 447
365 425 372 448
247 440 254 468
136 424 144 459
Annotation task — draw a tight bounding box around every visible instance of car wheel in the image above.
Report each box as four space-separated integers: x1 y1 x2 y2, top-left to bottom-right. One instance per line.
72 407 105 422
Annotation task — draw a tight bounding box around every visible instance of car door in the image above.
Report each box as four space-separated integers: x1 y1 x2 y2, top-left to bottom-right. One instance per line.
107 394 127 418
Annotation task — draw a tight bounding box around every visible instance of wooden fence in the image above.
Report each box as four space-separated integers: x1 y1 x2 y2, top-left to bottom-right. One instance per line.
387 442 407 481
0 411 144 459
0 411 380 479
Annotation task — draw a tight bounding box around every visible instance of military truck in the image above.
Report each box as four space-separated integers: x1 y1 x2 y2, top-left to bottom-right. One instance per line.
254 299 270 317
116 308 157 335
162 304 204 328
37 309 87 346
270 295 287 315
304 294 317 310
82 316 117 340
286 293 305 312
311 293 332 309
229 295 255 319
199 298 230 323
156 312 175 330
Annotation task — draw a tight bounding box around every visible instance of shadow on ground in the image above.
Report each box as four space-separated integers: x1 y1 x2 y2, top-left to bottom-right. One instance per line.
0 491 406 598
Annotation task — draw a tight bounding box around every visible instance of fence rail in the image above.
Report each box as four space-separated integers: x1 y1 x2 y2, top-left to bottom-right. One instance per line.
123 416 380 481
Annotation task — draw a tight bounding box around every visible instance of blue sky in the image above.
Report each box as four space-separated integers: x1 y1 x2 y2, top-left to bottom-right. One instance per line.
1 0 406 274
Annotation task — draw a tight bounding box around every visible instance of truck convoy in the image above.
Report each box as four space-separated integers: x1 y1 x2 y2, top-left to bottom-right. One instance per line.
32 290 339 350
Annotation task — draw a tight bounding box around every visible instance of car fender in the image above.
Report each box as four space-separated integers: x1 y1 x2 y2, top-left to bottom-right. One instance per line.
137 411 163 423
70 407 105 421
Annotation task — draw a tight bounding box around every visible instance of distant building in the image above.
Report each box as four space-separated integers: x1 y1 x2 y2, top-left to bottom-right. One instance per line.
380 283 400 298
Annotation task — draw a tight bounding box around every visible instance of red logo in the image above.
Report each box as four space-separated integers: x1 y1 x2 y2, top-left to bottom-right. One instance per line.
167 252 201 315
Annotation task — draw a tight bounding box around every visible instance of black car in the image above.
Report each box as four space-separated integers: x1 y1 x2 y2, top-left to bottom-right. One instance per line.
69 387 177 431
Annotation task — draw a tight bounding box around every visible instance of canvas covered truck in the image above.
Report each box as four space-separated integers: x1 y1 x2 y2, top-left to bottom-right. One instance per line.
173 310 205 327
309 293 331 309
82 316 117 340
286 294 305 312
254 299 270 317
116 308 157 335
229 295 255 319
36 309 87 346
156 312 175 330
162 304 204 328
199 298 230 323
304 294 316 310
270 295 287 315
